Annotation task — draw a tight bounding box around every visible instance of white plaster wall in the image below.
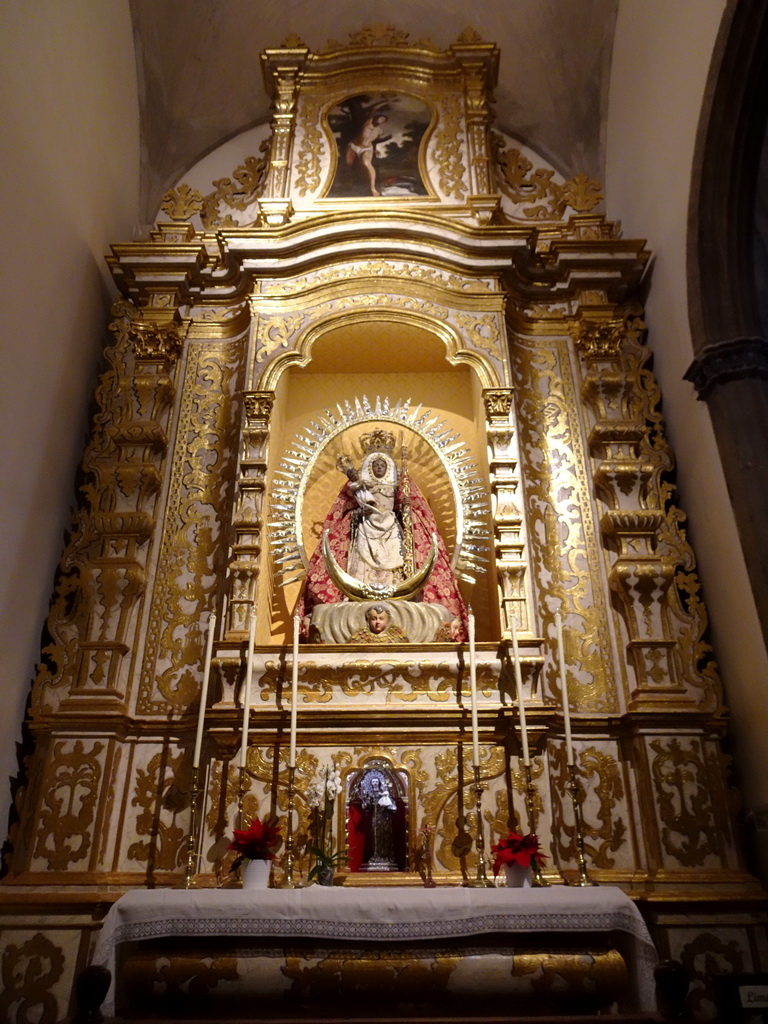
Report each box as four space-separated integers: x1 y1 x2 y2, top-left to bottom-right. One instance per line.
606 1 768 815
0 2 140 837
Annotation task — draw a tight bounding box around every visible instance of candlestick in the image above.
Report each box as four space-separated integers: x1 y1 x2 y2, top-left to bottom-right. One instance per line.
277 764 303 888
193 611 216 769
509 615 530 766
468 609 480 767
239 611 257 770
566 763 598 886
290 613 299 767
463 765 494 888
181 766 201 889
522 762 549 887
556 611 575 765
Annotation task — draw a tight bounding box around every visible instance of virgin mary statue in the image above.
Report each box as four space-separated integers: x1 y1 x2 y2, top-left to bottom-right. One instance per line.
297 430 468 641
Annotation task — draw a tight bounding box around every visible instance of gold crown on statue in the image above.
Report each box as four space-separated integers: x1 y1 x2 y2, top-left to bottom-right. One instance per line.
360 429 396 455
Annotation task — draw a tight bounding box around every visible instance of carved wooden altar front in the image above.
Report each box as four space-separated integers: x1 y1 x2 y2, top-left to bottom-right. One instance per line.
0 25 765 1024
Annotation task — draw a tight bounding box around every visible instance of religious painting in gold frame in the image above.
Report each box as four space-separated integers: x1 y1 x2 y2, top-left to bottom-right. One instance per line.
325 92 432 199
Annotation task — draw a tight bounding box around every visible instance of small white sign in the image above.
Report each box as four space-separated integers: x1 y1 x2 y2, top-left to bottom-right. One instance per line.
739 984 768 1008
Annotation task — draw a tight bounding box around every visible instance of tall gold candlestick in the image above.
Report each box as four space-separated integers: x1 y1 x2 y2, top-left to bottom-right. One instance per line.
468 608 480 766
193 611 216 769
278 764 302 888
290 613 299 768
181 766 201 889
566 763 598 886
238 611 257 829
509 614 530 765
239 612 257 769
183 610 216 889
522 762 549 887
464 765 494 888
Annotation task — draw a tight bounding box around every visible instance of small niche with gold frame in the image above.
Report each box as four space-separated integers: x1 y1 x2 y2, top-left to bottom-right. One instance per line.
345 757 410 873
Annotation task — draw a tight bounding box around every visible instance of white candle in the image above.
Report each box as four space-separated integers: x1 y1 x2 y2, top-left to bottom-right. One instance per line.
289 613 299 767
510 614 530 766
239 611 257 769
468 609 480 767
193 611 216 769
556 611 575 765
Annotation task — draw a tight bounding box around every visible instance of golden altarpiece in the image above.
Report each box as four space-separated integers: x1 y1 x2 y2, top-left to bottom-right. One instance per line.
1 27 766 1023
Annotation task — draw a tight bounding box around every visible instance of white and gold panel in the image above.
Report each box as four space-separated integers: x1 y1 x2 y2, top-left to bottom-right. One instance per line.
2 26 764 1024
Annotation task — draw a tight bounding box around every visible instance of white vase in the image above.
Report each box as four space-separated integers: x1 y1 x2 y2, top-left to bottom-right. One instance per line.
242 858 271 890
504 862 533 888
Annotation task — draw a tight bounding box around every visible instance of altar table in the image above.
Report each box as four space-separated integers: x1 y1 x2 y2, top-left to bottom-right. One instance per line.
92 885 658 1019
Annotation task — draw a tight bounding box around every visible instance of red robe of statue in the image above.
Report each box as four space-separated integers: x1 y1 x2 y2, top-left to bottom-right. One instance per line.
297 471 468 641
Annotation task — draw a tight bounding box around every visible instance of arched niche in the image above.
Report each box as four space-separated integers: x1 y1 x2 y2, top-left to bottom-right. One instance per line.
256 314 499 643
344 756 410 874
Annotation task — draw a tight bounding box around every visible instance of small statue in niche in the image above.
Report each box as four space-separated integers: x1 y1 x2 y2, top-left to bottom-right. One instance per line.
346 763 408 873
348 604 410 644
359 770 397 871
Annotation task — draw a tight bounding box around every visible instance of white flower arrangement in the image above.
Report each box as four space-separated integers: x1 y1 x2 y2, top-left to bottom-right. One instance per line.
306 763 342 807
306 761 346 882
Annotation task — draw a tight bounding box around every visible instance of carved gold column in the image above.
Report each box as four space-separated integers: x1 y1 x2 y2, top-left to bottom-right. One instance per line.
259 44 308 225
451 30 500 223
483 388 530 635
52 304 184 712
575 308 716 709
226 392 274 638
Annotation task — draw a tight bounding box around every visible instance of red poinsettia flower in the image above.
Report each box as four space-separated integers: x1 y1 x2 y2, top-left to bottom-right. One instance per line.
491 831 546 875
229 816 281 861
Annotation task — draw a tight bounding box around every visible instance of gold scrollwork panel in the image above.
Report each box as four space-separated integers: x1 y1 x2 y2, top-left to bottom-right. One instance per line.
0 931 69 1024
645 735 732 871
253 659 472 705
259 260 495 298
548 741 633 874
119 950 240 1013
673 929 751 1021
28 739 107 874
430 91 468 200
120 743 192 877
137 337 246 714
512 333 617 712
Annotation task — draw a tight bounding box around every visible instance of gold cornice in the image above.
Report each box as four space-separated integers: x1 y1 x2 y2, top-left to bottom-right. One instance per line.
107 237 214 305
220 205 528 239
108 211 649 312
26 705 730 739
261 27 498 86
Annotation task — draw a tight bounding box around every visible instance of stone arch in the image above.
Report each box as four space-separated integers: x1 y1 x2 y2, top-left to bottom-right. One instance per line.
686 0 768 648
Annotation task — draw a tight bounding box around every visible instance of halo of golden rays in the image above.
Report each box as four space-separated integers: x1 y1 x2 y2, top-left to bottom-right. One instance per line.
268 395 490 586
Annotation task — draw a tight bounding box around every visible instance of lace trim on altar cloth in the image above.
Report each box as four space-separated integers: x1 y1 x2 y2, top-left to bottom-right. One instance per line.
108 905 645 943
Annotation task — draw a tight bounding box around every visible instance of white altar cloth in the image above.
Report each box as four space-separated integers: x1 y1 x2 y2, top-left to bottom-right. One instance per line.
92 884 658 1014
